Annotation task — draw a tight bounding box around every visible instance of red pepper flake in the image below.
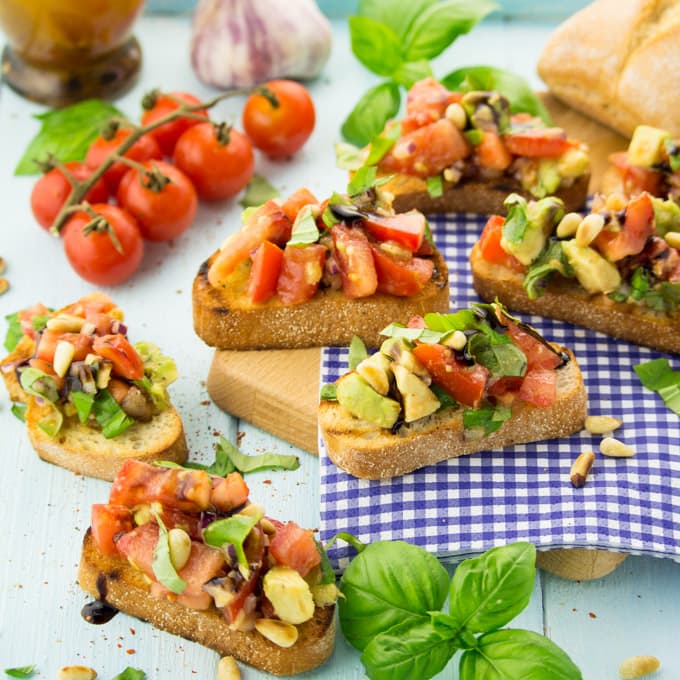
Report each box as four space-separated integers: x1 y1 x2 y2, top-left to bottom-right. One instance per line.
262 479 272 485
212 430 221 437
200 400 211 406
130 627 136 635
588 612 597 619
126 648 136 654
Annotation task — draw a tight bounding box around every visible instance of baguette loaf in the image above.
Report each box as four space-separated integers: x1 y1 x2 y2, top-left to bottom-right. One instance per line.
470 242 680 355
78 529 336 676
538 0 680 137
193 248 449 350
319 348 586 480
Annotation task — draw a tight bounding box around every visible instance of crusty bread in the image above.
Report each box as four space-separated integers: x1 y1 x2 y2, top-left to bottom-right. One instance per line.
470 243 680 354
319 348 586 480
383 171 590 216
538 0 680 137
192 249 450 350
25 399 188 481
78 529 336 676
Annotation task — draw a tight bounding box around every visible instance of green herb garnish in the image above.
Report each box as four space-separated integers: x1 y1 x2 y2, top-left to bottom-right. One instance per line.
239 173 279 208
204 512 262 573
111 669 146 680
4 665 36 678
92 389 135 438
151 512 187 595
426 175 444 198
287 205 320 246
634 358 680 416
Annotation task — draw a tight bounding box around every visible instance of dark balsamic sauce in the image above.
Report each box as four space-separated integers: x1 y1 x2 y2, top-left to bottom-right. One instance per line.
81 599 118 625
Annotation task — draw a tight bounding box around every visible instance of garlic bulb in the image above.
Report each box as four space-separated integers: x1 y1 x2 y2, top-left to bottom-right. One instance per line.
190 0 332 89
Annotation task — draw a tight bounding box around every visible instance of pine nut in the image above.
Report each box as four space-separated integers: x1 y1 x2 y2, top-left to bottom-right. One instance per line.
216 655 241 680
556 212 583 238
600 437 635 458
53 340 76 378
570 451 595 488
619 655 660 679
442 330 468 351
445 102 467 129
56 666 97 680
664 231 680 249
254 618 299 648
585 415 622 435
575 213 605 247
168 527 192 570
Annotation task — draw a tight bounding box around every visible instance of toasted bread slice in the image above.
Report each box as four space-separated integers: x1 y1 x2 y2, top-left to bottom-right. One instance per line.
319 348 586 480
381 171 590 216
25 399 188 481
193 248 450 350
470 242 680 354
78 529 336 676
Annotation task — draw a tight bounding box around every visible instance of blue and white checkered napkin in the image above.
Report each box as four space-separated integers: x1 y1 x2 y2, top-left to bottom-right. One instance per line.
319 212 680 571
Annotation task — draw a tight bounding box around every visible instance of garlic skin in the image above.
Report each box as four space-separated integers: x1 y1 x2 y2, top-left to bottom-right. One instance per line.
190 0 332 89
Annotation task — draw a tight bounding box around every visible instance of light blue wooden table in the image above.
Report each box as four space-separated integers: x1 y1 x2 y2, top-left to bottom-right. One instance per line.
0 10 678 680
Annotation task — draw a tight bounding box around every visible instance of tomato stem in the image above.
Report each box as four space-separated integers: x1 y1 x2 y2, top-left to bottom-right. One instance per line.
81 215 125 254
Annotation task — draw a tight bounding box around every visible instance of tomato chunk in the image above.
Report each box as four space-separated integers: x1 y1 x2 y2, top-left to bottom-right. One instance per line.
370 245 433 296
269 521 321 577
412 343 488 408
332 225 378 298
247 240 284 303
608 151 664 197
476 131 513 170
518 368 557 407
18 303 51 339
401 77 462 133
276 243 327 305
281 187 318 222
504 128 573 158
503 319 562 371
210 472 250 513
361 210 426 252
92 334 144 381
91 503 134 556
478 215 524 271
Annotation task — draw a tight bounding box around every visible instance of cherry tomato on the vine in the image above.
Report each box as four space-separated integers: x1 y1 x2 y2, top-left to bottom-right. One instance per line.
141 91 209 156
117 160 198 242
173 122 254 201
30 162 109 231
86 128 162 192
62 203 144 286
242 80 315 158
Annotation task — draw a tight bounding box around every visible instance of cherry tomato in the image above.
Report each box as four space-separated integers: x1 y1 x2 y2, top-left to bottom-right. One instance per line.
30 162 109 231
141 91 209 156
91 504 134 556
117 160 198 242
92 334 145 380
173 122 254 201
477 215 524 271
370 245 433 297
85 128 162 192
269 522 321 577
242 79 316 158
276 243 326 305
362 210 426 252
331 225 377 298
503 128 573 158
62 203 144 286
247 240 284 303
280 187 318 222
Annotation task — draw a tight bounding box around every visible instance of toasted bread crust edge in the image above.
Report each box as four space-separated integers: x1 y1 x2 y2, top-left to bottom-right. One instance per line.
470 243 680 354
385 172 590 215
192 248 450 350
319 348 586 480
78 529 336 676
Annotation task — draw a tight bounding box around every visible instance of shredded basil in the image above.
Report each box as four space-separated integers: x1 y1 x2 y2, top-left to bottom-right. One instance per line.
287 205 320 246
426 175 444 198
11 403 27 422
239 174 279 208
111 669 146 680
151 511 187 595
3 312 23 352
348 165 378 196
203 513 262 572
91 389 135 438
320 383 338 401
464 129 484 146
365 127 399 166
523 239 572 300
502 194 529 244
348 336 369 370
19 367 59 402
37 404 63 437
71 390 95 424
463 405 512 434
335 142 365 171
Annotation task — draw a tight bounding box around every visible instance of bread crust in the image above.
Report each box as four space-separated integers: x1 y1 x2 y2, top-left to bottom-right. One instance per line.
319 349 586 480
192 248 450 350
470 243 680 355
78 529 336 676
383 171 590 216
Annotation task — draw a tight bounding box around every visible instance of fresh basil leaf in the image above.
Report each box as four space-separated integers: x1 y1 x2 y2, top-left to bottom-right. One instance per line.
469 336 526 377
11 402 27 422
183 441 235 476
634 359 680 416
342 82 401 147
502 194 529 243
643 281 680 312
630 267 651 301
348 336 369 370
426 175 443 198
358 0 436 41
348 165 378 196
37 405 63 437
151 512 187 595
391 59 434 89
424 310 477 332
15 100 123 175
92 389 135 438
239 174 279 208
524 239 572 300
402 0 498 61
4 313 23 352
338 540 450 651
4 666 36 678
320 383 338 401
204 513 262 571
365 128 400 166
464 129 484 146
664 138 680 172
19 367 59 402
349 16 404 77
449 541 535 635
463 405 511 434
442 65 553 125
459 628 582 679
111 669 146 680
288 205 320 246
216 437 299 473
315 539 337 585
361 618 458 680
430 384 458 410
335 142 365 171
380 322 444 344
71 390 95 424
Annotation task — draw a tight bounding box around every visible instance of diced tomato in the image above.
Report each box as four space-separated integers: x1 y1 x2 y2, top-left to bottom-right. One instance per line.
247 241 284 303
223 563 263 625
608 151 664 197
401 77 462 133
361 210 426 252
593 192 655 261
91 503 134 556
86 312 116 336
486 376 524 406
478 216 525 272
18 303 51 339
92 334 144 381
35 330 59 363
42 332 94 364
370 244 433 296
518 368 557 407
157 507 202 539
276 243 327 305
207 200 292 286
210 472 250 513
269 521 321 577
62 292 116 318
503 127 573 158
280 187 318 222
379 119 471 178
510 113 540 126
109 460 213 512
412 343 488 408
331 224 378 298
476 131 513 170
503 319 562 371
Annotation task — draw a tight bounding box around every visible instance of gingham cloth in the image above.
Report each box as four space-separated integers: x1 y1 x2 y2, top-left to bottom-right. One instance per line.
319 211 680 571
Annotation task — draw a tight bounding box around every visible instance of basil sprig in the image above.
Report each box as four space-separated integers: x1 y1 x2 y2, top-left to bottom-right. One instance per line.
151 512 187 595
634 358 680 416
111 669 146 680
339 540 581 680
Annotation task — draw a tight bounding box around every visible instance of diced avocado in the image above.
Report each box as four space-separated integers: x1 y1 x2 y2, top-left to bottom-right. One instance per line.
651 196 680 236
461 91 510 133
134 341 178 410
530 159 562 198
561 239 622 294
356 351 393 396
336 372 401 429
557 147 590 177
379 337 429 380
628 125 671 167
392 364 440 423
